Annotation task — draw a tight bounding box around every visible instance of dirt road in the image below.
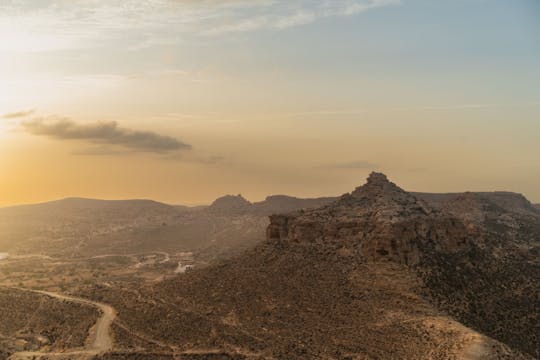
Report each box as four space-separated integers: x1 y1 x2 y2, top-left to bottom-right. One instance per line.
462 335 488 360
8 289 117 360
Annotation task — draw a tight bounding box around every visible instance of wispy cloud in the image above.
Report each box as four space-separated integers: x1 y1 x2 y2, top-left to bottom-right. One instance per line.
23 117 192 153
71 146 132 156
390 102 540 112
204 0 400 35
0 0 400 52
266 109 368 118
397 104 505 112
265 102 535 118
1 109 35 119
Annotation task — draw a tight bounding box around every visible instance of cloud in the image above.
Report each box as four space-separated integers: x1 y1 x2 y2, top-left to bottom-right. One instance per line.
317 160 378 170
203 0 400 35
71 146 132 156
22 118 192 153
2 109 35 119
0 0 401 52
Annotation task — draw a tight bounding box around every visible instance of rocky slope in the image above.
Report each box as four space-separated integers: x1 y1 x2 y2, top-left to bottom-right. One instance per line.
414 195 539 358
268 173 539 358
82 173 537 359
89 242 522 360
0 287 98 358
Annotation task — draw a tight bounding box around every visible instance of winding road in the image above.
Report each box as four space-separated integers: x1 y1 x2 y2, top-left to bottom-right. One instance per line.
462 335 488 360
8 289 117 360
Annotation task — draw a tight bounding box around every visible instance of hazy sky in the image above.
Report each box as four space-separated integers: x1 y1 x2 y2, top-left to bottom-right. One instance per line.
1 0 539 206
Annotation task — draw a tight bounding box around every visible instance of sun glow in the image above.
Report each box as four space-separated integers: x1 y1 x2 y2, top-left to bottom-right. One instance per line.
0 122 7 138
0 30 70 53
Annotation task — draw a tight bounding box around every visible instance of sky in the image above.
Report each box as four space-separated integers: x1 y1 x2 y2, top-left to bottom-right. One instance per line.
0 0 539 206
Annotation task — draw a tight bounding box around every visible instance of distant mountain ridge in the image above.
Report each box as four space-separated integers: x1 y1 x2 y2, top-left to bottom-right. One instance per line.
0 197 176 218
2 191 535 218
208 194 336 215
0 194 338 259
1 193 337 217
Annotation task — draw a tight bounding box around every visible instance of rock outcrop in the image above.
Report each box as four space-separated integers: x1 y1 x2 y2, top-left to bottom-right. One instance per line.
267 172 473 265
267 172 539 358
208 194 252 213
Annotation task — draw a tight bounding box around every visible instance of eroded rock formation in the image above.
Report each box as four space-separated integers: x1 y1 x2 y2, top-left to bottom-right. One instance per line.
267 172 540 357
267 172 474 265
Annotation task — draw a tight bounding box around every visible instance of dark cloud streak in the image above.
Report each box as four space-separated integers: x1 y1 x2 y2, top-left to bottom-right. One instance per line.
2 109 35 119
23 118 192 153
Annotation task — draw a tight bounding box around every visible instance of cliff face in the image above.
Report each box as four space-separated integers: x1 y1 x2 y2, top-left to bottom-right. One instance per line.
267 172 474 265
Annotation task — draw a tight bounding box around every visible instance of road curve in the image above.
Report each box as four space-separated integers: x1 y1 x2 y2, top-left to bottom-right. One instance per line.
462 335 488 360
8 289 117 360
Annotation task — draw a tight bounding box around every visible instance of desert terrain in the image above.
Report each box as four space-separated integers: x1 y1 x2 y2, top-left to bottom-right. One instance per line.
0 174 538 359
2 1 537 359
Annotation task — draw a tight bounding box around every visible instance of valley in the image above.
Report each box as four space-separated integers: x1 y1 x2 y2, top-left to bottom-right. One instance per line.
3 2 537 359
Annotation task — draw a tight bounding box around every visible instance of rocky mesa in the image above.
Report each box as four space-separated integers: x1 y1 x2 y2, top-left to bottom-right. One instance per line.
267 172 475 265
267 172 539 358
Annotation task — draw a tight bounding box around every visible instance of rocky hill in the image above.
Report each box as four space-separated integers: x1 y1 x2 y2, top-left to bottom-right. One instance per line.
267 173 474 265
208 195 252 214
82 173 537 359
268 173 539 358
